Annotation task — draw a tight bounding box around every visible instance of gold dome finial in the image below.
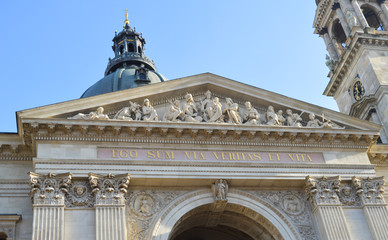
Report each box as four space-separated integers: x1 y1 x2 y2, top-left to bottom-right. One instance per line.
124 9 130 25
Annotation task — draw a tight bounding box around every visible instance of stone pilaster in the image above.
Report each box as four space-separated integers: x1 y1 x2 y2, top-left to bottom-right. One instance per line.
89 173 130 240
305 176 352 240
207 179 229 226
321 30 340 61
351 0 370 29
28 172 72 240
379 1 388 24
353 176 388 240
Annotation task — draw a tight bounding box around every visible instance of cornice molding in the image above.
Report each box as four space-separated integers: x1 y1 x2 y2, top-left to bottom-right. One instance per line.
325 31 388 96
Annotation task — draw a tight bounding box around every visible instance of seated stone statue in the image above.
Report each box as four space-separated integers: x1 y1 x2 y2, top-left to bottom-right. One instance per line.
207 97 224 123
142 98 158 121
182 93 202 122
285 109 303 127
243 101 260 125
223 98 242 124
265 106 279 126
113 101 141 121
68 107 109 120
163 100 183 122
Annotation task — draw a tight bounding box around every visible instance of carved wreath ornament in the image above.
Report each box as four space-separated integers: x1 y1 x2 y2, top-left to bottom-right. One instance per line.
68 90 344 129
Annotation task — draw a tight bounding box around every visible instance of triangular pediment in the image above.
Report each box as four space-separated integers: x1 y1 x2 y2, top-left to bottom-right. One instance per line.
17 73 381 132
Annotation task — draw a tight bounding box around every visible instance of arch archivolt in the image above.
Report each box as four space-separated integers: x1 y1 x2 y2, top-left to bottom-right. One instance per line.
145 188 303 240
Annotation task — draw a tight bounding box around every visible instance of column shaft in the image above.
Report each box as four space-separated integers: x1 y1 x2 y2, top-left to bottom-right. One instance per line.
323 33 339 61
336 8 351 36
96 206 127 240
381 3 388 23
32 206 64 240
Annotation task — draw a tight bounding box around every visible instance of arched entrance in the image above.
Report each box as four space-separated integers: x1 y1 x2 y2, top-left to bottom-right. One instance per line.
147 189 301 240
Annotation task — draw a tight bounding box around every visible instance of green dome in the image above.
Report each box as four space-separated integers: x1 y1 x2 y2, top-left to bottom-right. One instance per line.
81 65 166 98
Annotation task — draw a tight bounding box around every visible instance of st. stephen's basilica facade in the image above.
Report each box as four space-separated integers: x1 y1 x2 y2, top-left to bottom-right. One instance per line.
1 2 388 240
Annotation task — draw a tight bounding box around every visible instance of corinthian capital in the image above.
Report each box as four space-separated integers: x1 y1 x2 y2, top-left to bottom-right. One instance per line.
88 173 130 205
28 172 72 205
305 176 341 207
352 176 386 205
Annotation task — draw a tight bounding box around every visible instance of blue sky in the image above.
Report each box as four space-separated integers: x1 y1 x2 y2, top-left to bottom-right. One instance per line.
0 1 336 132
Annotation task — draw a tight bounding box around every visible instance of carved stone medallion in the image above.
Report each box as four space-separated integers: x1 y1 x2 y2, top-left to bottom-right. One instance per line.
280 194 304 215
130 192 156 217
338 183 361 207
65 181 94 208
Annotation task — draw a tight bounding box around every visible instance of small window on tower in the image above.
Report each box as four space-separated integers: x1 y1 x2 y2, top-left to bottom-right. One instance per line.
138 46 142 53
362 5 384 30
128 43 135 52
119 45 124 55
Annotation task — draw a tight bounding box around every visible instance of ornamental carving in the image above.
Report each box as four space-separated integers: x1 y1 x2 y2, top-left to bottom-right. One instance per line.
249 190 318 240
129 192 156 217
65 181 94 208
126 190 187 240
211 179 229 202
66 90 345 129
281 194 305 215
305 176 341 207
338 183 361 207
352 176 386 205
88 173 130 205
28 172 72 205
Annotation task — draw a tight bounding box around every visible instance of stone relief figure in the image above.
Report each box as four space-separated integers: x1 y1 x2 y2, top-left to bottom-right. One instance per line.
142 98 158 121
325 54 334 71
277 110 285 126
182 93 203 122
223 98 242 124
68 107 109 120
265 106 280 126
306 113 322 128
163 100 183 122
243 101 260 125
286 109 303 127
207 97 224 123
307 113 345 129
114 101 141 120
346 11 358 29
200 90 214 121
212 179 229 202
281 194 303 215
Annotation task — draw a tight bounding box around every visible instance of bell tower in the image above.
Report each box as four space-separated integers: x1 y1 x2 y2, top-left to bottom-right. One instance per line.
314 0 388 142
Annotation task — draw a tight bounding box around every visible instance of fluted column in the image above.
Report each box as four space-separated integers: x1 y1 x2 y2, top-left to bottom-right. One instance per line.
353 177 388 240
29 172 72 240
89 173 130 240
305 176 352 240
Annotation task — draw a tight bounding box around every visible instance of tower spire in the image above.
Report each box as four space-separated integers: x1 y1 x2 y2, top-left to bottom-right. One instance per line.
124 9 130 26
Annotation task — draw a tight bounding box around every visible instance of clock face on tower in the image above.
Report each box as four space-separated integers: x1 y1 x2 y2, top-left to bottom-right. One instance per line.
353 80 365 101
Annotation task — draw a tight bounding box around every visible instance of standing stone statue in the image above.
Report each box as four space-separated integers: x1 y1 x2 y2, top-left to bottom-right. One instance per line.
212 179 229 202
277 110 285 126
223 98 242 124
346 11 358 29
142 98 158 121
200 90 214 121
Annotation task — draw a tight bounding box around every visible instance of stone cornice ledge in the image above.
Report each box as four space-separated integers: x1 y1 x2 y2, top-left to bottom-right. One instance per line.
324 31 388 96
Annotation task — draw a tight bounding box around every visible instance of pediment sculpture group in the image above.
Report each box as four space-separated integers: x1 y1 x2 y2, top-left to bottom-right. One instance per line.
68 90 344 129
